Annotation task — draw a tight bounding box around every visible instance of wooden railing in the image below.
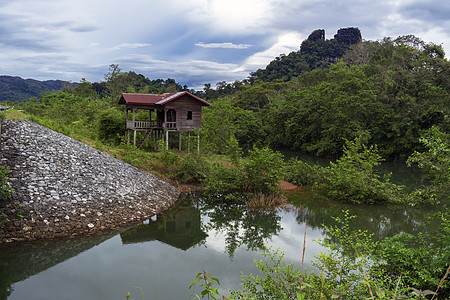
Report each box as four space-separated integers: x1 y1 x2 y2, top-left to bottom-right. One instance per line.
165 122 177 130
127 120 157 129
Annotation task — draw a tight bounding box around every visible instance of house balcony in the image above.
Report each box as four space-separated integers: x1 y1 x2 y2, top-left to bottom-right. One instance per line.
165 122 177 130
127 120 158 130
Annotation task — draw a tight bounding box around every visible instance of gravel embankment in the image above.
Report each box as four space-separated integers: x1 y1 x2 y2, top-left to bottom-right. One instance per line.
0 120 179 243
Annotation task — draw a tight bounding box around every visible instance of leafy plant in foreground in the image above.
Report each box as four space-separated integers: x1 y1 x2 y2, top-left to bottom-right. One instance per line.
189 270 222 300
372 210 450 296
207 210 449 299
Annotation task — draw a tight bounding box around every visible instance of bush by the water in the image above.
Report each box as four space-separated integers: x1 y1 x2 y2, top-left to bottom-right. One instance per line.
204 147 285 203
316 136 407 204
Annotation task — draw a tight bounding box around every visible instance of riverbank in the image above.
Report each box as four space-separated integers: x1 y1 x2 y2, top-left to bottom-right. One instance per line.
0 120 180 244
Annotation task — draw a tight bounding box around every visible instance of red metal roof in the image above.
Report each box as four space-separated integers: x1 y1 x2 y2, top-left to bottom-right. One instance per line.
118 92 210 106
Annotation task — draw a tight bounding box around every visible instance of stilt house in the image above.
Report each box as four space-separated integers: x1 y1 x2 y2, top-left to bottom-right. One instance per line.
118 92 211 152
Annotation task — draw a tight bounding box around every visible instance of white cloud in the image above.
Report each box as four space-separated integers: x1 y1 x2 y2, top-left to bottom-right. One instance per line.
108 43 151 52
195 42 253 49
239 32 305 72
174 0 273 34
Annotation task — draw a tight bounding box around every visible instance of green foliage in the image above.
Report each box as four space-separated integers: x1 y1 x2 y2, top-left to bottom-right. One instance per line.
203 147 285 202
407 126 450 202
98 108 125 144
225 210 449 299
230 211 382 299
249 27 362 83
316 137 407 204
158 151 209 184
201 98 264 153
204 163 247 202
2 108 28 120
312 210 379 299
243 147 285 196
189 270 221 300
373 210 450 296
0 166 14 200
241 35 449 160
231 247 307 300
283 158 323 186
0 75 72 102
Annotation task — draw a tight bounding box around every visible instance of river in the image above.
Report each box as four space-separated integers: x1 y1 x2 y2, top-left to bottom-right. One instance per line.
0 183 440 300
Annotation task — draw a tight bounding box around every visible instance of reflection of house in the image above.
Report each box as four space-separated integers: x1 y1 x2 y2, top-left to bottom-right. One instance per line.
120 206 207 251
118 92 210 151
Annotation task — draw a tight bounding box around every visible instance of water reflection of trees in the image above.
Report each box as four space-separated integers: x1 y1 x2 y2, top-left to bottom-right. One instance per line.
121 194 282 259
203 203 282 258
289 189 438 241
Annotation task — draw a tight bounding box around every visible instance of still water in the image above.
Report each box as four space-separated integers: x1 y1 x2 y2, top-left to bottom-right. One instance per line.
0 188 438 300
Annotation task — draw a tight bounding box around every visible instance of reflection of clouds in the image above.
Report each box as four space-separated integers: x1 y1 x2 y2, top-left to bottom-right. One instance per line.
265 210 327 271
204 228 228 253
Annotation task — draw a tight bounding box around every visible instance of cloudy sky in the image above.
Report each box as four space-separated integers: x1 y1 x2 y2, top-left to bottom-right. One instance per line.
1 0 449 89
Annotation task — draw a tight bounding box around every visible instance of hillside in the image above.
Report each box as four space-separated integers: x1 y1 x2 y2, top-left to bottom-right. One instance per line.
0 76 72 102
248 27 362 83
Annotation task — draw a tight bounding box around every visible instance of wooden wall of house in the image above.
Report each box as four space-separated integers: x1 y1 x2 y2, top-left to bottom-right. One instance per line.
164 95 203 131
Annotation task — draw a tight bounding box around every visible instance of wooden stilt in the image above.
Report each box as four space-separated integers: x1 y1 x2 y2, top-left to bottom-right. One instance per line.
197 131 200 154
166 130 169 150
126 109 129 144
187 131 190 154
132 108 136 146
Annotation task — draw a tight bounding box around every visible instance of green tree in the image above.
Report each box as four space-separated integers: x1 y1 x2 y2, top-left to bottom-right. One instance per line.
104 64 126 102
407 126 450 201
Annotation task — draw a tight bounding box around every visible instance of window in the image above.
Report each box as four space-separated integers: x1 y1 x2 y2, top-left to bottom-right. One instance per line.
187 111 193 120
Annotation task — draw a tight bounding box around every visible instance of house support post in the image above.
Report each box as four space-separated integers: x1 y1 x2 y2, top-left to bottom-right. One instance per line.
166 130 169 150
126 109 129 144
187 131 190 154
132 108 136 146
197 131 200 154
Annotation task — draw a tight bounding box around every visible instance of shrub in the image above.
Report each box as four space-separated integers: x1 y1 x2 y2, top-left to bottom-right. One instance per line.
283 158 323 186
98 108 125 144
243 147 285 196
372 210 450 296
172 153 209 184
203 147 285 204
203 163 246 202
316 137 407 204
